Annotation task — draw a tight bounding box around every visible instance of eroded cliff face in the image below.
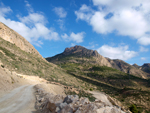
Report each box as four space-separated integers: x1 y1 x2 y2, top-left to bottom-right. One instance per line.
0 22 41 57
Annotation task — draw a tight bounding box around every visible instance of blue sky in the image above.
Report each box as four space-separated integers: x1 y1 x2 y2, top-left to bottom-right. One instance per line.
0 0 150 66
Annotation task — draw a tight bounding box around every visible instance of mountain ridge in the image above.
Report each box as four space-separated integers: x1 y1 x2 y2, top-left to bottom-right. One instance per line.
46 45 149 79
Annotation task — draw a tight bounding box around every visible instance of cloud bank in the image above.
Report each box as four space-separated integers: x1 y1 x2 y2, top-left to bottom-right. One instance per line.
75 0 150 46
97 45 138 60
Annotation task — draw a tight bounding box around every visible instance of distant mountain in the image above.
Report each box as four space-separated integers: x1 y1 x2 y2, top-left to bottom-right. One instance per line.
106 58 148 79
46 45 149 79
141 63 150 74
132 63 141 69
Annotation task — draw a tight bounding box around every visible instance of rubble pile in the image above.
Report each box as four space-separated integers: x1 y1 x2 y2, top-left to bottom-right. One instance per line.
34 85 129 113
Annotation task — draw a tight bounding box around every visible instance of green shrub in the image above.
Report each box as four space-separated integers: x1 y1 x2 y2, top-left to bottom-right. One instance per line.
129 104 138 113
90 88 93 91
1 65 4 68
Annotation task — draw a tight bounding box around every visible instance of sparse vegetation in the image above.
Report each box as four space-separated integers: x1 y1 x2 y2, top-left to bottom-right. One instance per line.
65 89 96 102
1 65 4 68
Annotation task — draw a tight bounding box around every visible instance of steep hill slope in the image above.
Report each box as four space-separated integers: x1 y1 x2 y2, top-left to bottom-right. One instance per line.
0 22 41 57
0 22 90 88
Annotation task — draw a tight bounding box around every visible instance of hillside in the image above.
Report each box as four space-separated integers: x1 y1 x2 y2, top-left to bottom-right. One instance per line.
0 22 94 88
46 45 150 112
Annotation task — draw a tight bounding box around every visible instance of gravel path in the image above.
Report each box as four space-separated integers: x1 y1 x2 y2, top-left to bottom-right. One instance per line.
0 85 38 113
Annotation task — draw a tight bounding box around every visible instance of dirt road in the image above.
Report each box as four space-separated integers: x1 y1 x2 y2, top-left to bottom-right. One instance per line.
0 85 37 113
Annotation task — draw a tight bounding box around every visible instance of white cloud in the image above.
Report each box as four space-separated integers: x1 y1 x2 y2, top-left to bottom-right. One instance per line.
139 46 149 52
97 45 138 60
18 13 46 25
141 57 146 60
61 32 85 43
56 19 65 30
0 3 12 17
0 2 59 46
75 1 150 45
53 7 67 18
75 4 94 22
24 0 34 13
137 37 150 46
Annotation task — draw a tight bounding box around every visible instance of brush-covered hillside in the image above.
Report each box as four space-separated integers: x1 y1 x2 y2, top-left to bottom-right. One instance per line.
46 45 150 112
0 22 90 88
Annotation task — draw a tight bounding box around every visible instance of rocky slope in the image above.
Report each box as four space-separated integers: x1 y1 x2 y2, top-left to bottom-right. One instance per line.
46 45 149 79
34 85 127 113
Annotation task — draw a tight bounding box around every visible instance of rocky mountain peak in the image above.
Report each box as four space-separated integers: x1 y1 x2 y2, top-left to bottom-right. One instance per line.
142 63 150 67
132 63 140 69
133 63 138 66
141 63 150 73
63 45 100 57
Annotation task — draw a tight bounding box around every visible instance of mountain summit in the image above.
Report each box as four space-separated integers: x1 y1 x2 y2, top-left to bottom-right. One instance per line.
46 45 112 67
63 45 99 57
